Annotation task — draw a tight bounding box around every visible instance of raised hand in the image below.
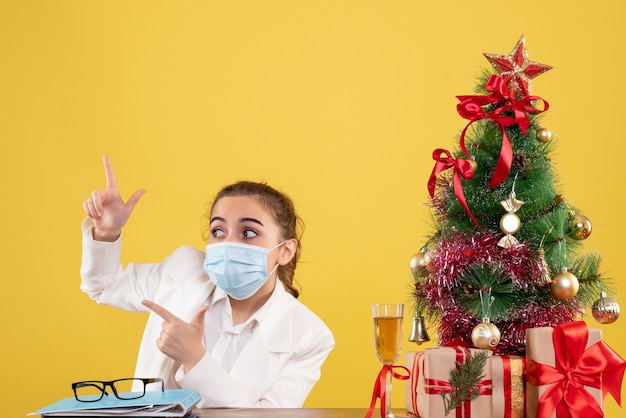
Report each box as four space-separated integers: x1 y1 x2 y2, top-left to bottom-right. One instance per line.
82 156 146 241
142 299 208 371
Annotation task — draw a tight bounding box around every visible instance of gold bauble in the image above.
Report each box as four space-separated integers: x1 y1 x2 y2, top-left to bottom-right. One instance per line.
536 127 553 142
592 292 620 324
471 322 501 349
499 213 521 235
551 269 579 299
569 214 592 240
409 251 431 277
469 159 478 173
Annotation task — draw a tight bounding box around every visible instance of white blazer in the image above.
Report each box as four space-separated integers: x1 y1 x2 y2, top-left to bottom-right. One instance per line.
79 219 335 408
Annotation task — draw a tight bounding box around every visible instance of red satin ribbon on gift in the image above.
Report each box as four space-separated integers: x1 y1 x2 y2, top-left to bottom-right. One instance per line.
365 364 410 418
499 355 526 418
526 321 626 418
424 347 493 418
428 148 480 228
410 353 422 415
425 378 493 418
456 74 549 188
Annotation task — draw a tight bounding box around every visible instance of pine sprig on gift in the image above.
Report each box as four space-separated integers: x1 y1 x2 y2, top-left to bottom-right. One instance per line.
441 351 489 416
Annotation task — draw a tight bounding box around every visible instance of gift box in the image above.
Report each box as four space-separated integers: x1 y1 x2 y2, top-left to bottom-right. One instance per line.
491 355 526 418
405 347 493 418
525 321 626 418
406 351 525 418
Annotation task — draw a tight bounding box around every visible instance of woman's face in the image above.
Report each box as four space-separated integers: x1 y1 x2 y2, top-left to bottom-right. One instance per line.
208 195 285 272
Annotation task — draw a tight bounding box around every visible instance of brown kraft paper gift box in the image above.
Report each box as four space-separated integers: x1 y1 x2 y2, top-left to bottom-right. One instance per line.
405 347 493 418
525 324 602 418
407 351 526 418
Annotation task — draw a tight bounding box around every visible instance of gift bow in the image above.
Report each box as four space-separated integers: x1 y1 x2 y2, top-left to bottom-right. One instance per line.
525 321 626 418
365 364 410 418
456 74 549 188
428 148 480 228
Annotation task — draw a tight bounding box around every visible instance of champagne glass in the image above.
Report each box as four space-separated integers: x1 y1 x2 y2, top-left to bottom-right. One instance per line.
372 303 404 418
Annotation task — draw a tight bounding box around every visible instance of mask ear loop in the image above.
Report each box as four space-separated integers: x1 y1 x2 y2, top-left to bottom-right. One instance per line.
268 240 290 274
269 240 289 252
269 263 280 275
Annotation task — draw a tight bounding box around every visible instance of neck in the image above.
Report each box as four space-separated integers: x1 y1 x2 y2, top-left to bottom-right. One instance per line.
230 276 277 325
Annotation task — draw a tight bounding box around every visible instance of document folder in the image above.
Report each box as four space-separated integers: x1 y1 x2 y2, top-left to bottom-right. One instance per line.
28 388 201 417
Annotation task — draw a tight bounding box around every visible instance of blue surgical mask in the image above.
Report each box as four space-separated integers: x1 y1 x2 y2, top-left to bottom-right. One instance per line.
203 241 286 300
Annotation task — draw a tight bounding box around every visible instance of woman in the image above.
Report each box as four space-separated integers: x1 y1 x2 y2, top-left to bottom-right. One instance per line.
80 156 334 408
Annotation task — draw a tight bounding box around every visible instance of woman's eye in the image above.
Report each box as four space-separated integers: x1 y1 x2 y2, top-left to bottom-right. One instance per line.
211 228 224 238
243 229 258 238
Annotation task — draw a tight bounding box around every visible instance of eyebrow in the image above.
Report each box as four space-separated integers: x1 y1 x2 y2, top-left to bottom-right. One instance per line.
210 216 265 227
241 217 265 226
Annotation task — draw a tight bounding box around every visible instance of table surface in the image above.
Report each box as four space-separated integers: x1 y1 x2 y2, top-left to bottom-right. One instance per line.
192 409 415 417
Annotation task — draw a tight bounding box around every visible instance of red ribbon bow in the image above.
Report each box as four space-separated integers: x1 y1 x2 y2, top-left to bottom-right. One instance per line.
525 321 626 418
428 148 480 228
456 75 549 188
365 364 410 418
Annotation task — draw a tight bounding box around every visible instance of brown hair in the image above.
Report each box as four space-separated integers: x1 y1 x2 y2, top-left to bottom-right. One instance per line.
206 181 304 298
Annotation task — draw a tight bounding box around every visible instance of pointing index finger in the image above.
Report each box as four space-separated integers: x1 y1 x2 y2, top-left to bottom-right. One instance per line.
102 155 119 193
142 300 179 322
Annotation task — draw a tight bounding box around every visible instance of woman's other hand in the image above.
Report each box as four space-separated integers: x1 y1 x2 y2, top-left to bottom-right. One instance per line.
83 155 146 241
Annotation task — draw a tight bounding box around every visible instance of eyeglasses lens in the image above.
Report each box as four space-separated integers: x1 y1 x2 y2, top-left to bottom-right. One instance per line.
74 382 105 402
113 379 145 399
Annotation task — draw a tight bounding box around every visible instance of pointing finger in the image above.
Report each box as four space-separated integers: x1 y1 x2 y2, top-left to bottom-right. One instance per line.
142 300 179 322
102 155 119 194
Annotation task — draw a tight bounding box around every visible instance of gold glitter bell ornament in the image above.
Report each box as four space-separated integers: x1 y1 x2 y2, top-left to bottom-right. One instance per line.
537 249 553 286
471 319 501 350
569 213 592 240
551 267 579 299
536 127 553 143
409 250 431 277
592 291 620 324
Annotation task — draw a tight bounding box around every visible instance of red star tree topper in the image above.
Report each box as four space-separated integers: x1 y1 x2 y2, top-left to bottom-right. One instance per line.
483 34 552 96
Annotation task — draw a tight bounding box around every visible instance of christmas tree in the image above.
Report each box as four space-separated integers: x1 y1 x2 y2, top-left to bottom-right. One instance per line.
410 35 620 355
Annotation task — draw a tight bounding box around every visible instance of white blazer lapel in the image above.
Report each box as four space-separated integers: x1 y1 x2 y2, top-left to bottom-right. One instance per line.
169 279 215 321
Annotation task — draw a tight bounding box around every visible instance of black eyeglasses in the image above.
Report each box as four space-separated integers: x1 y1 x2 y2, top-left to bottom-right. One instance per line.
71 378 164 402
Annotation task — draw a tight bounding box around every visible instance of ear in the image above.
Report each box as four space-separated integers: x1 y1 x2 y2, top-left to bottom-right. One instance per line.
277 239 298 265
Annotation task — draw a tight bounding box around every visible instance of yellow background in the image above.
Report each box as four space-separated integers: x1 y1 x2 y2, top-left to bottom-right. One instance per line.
2 1 626 416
